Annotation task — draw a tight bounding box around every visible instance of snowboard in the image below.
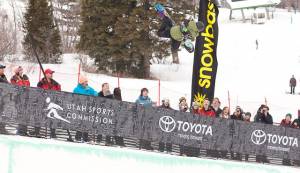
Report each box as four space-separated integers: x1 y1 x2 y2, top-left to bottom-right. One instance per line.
154 3 195 53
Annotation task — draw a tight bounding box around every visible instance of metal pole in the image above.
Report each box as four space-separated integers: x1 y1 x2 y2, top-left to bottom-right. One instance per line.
28 34 47 80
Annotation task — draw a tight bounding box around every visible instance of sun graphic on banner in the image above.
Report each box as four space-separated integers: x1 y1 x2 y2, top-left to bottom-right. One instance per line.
194 93 206 107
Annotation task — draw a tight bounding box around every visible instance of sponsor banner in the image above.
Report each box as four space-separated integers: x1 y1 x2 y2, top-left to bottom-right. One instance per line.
191 0 219 106
140 107 233 150
0 83 136 137
232 120 300 160
1 83 300 160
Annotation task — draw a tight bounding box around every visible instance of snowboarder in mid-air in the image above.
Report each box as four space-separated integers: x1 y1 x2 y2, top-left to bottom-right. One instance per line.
154 3 204 55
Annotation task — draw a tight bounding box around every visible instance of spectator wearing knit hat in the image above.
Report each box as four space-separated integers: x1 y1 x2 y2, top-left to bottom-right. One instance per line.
179 97 188 112
136 88 153 150
280 113 293 166
136 88 153 108
11 66 30 87
74 75 98 142
74 75 98 96
243 112 252 123
11 66 30 136
280 113 292 128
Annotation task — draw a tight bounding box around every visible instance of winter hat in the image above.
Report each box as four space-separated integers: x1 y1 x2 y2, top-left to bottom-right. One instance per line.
162 98 170 104
79 75 88 84
140 88 149 96
179 97 186 103
286 113 292 119
14 66 23 74
245 112 251 117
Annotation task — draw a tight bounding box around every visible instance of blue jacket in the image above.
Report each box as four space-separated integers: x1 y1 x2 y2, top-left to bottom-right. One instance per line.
136 96 152 108
73 84 98 96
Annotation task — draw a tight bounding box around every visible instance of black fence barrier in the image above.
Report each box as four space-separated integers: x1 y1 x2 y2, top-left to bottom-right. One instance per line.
0 83 299 161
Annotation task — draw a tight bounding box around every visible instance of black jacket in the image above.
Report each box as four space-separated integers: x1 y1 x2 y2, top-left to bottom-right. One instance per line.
159 104 173 110
212 107 222 118
98 91 114 99
292 118 300 128
0 74 8 83
254 112 273 124
231 114 243 121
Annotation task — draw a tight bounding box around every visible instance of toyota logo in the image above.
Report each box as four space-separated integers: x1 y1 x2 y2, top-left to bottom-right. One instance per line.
159 116 176 133
251 130 267 145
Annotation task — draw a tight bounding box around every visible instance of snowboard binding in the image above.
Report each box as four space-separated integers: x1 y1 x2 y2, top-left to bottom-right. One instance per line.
183 39 194 53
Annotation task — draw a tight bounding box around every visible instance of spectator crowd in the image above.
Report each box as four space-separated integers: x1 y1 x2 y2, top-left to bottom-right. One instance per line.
0 64 299 166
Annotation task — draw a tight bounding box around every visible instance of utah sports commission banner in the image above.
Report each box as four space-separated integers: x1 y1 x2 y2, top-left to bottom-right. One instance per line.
191 0 219 105
0 83 300 160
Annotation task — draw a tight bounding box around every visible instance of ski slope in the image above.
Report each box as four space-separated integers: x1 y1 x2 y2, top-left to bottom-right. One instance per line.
0 1 300 123
0 135 298 173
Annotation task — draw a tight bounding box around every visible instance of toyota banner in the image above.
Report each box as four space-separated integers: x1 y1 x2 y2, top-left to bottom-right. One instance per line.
0 83 299 160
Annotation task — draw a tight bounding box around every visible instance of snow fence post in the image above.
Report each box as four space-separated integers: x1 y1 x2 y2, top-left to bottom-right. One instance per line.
118 73 120 88
77 63 81 83
38 67 41 81
228 90 231 114
158 80 161 106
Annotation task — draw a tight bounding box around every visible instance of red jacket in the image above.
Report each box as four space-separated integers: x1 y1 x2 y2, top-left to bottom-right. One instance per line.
10 74 30 87
198 107 216 117
37 78 61 91
280 119 292 128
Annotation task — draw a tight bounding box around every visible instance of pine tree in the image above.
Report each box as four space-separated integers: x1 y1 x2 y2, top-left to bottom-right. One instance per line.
23 0 62 63
77 0 170 78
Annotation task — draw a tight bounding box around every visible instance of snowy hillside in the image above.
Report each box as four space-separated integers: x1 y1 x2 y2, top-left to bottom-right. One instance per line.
1 0 300 123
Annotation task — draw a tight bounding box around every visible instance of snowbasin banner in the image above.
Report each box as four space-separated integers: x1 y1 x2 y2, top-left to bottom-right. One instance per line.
191 0 219 105
0 83 300 160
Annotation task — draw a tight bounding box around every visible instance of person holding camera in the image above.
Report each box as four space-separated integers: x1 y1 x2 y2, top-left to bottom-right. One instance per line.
254 105 273 163
254 105 273 125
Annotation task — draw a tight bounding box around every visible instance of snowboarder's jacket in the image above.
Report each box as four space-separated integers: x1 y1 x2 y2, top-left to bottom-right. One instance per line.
37 78 61 91
170 21 199 42
73 84 98 96
280 119 292 128
136 96 152 108
198 107 216 118
0 74 8 83
254 112 273 125
11 74 30 87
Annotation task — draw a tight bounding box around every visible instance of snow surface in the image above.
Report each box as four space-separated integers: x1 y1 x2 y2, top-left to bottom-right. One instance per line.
0 1 300 123
0 134 298 173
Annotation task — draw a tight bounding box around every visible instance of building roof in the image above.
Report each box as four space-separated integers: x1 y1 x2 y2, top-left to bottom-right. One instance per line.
226 0 281 10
